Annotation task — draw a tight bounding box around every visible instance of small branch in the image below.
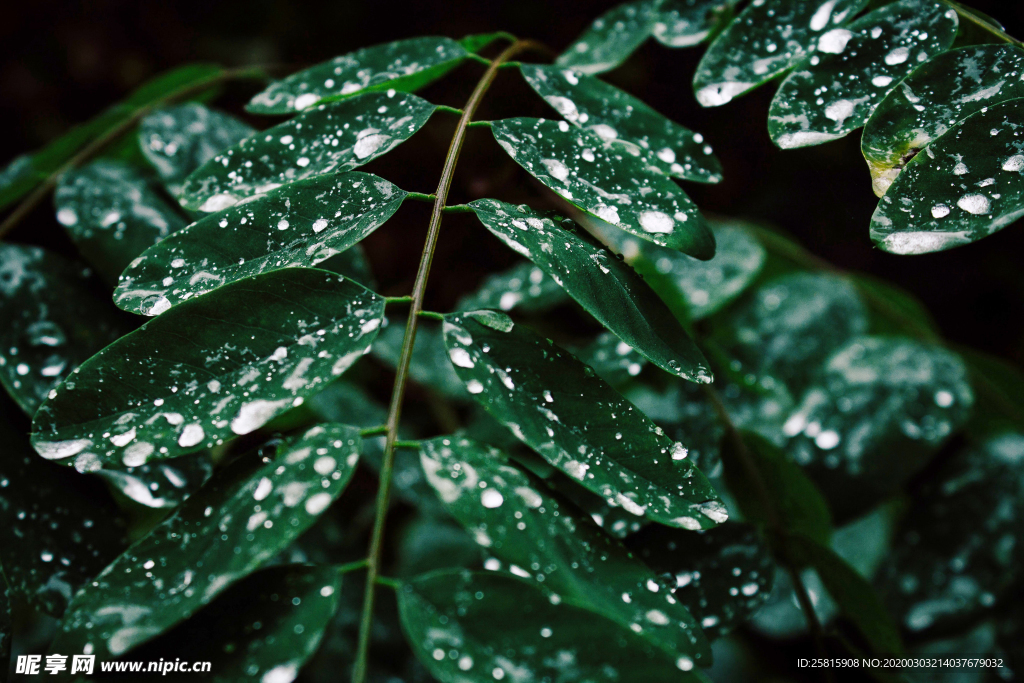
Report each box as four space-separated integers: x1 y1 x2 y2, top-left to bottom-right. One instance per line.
384 295 414 305
787 564 835 683
394 440 421 449
350 39 546 683
467 120 493 128
417 310 444 320
434 105 464 116
376 576 401 589
442 204 475 213
941 0 1023 47
405 192 437 204
359 425 388 437
337 558 370 574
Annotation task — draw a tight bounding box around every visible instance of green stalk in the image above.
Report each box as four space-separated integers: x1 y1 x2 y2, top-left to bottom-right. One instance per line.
350 37 547 683
940 0 1023 47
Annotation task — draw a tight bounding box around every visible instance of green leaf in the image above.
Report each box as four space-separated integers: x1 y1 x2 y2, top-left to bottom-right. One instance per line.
307 380 387 429
181 92 434 212
398 569 710 681
98 451 212 509
957 346 1024 435
0 244 129 414
455 260 569 313
783 336 973 518
870 97 1024 254
52 423 360 659
627 522 775 639
442 311 725 529
652 0 738 48
693 0 869 107
139 103 255 197
373 316 468 399
0 410 127 616
318 243 377 290
469 199 712 383
862 44 1024 197
419 436 712 664
768 0 958 149
115 172 405 315
784 533 904 655
492 117 714 258
849 273 940 340
397 515 483 578
32 269 384 470
555 1 660 75
721 430 832 545
458 32 510 54
54 160 187 283
126 564 343 683
247 37 467 114
0 64 226 211
578 331 650 386
519 64 723 184
719 272 868 394
604 219 767 321
877 431 1024 634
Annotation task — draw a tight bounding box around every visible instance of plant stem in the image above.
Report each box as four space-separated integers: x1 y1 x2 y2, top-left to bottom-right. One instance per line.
0 66 265 241
350 38 546 683
404 192 437 204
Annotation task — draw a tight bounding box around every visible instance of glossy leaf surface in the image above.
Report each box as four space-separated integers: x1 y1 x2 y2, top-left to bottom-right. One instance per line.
491 117 714 258
373 317 467 399
442 311 725 529
768 0 958 149
98 451 213 509
116 172 404 315
32 269 383 470
247 36 467 114
139 103 255 196
0 244 128 414
862 44 1024 197
455 259 569 313
555 1 659 75
693 0 870 107
420 435 711 663
399 570 709 682
469 199 712 382
520 64 722 183
870 97 1024 255
54 160 187 283
653 0 738 48
53 424 360 659
181 92 433 212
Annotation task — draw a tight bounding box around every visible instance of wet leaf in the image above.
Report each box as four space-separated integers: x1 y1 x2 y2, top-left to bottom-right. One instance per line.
455 260 569 314
578 331 650 386
399 569 709 682
783 336 973 518
442 311 724 529
719 272 868 394
115 172 404 315
850 273 940 340
469 199 712 382
307 380 386 429
768 0 958 150
721 430 832 545
870 97 1024 254
318 243 377 290
877 432 1024 634
492 117 714 258
397 515 483 578
420 436 712 664
126 564 343 683
520 64 723 183
0 244 128 414
0 410 127 616
0 64 226 211
181 92 434 212
373 316 467 399
957 346 1024 435
653 0 738 48
54 160 188 283
555 1 660 75
458 32 508 54
693 0 870 107
784 533 904 655
247 37 467 114
98 451 213 509
139 103 255 197
862 44 1024 197
52 423 360 659
32 269 383 470
627 522 775 639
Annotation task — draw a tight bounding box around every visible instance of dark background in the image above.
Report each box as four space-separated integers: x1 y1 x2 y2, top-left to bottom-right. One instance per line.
2 0 1023 366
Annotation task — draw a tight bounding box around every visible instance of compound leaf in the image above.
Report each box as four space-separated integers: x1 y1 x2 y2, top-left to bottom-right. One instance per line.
54 160 188 283
652 0 738 48
693 0 869 107
492 117 713 259
455 259 569 313
181 92 434 212
520 64 722 183
768 0 958 150
419 436 712 664
556 1 660 75
115 172 405 315
442 311 725 530
247 37 467 114
98 451 213 509
32 269 383 470
469 199 712 383
870 97 1024 255
398 570 710 682
52 423 360 659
